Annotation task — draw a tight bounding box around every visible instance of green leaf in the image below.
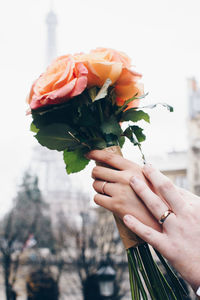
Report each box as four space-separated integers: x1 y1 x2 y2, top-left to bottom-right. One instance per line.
77 105 99 127
124 127 138 145
118 136 125 148
124 125 146 145
94 79 112 101
131 125 146 142
63 149 90 174
35 123 81 151
121 109 150 123
100 116 122 137
89 137 107 149
30 122 39 133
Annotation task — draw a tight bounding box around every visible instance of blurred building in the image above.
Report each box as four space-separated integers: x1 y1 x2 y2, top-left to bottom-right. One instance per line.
148 150 188 189
187 78 200 195
149 77 200 196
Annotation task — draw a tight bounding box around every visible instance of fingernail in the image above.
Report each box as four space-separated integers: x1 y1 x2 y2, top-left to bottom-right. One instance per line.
130 176 141 185
123 215 134 225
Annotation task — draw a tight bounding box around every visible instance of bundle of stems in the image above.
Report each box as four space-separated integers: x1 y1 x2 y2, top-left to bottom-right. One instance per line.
127 243 187 300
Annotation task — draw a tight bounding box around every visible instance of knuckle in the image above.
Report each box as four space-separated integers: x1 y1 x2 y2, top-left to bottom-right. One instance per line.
92 166 99 178
119 171 130 184
143 228 152 239
158 180 173 193
113 202 121 213
103 152 115 164
136 184 146 195
149 200 161 212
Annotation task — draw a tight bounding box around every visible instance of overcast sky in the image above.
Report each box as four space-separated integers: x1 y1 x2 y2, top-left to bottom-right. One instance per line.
0 0 200 215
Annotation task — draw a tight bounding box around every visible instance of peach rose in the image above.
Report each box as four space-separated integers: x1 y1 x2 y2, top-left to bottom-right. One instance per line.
115 68 144 109
74 48 143 108
91 47 132 68
28 55 88 110
74 52 123 88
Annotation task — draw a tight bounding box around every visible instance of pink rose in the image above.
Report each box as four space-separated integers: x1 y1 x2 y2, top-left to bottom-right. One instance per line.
27 55 88 110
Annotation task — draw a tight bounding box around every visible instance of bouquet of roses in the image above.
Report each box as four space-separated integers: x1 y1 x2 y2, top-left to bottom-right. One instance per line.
27 48 186 299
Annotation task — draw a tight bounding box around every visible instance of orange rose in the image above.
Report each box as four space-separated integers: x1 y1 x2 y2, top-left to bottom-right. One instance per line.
28 55 88 110
74 48 143 108
74 52 123 87
115 68 144 109
91 47 132 68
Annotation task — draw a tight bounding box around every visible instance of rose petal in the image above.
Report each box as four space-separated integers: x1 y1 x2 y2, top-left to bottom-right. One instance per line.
87 61 122 87
91 48 132 68
53 57 75 90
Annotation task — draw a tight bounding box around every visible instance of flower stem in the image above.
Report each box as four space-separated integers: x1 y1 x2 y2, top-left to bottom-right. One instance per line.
134 248 156 300
154 262 178 300
128 253 136 300
127 249 148 300
138 243 169 299
155 249 187 298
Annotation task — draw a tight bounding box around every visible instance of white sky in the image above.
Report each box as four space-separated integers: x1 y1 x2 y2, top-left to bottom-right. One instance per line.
0 0 200 215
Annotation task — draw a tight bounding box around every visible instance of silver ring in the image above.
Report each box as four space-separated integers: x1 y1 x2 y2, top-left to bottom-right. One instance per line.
101 181 107 194
159 209 173 224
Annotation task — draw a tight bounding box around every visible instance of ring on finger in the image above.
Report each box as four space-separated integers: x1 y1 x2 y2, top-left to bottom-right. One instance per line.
159 209 173 224
101 181 107 195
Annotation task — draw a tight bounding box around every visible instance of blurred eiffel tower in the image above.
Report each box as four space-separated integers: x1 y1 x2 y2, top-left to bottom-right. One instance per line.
30 1 82 223
45 0 57 66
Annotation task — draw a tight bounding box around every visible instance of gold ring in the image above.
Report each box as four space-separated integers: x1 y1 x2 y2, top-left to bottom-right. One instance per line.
101 181 107 194
159 209 173 224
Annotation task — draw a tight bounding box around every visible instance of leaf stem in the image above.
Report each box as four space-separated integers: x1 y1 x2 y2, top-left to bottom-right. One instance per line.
137 143 146 164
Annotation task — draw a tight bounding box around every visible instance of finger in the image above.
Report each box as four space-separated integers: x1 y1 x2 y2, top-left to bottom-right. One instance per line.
93 180 115 197
130 176 170 221
94 193 113 211
123 214 165 249
88 149 138 171
143 164 185 212
92 166 122 182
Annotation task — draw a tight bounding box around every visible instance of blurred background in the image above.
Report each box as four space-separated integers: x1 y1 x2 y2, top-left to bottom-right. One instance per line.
0 0 200 299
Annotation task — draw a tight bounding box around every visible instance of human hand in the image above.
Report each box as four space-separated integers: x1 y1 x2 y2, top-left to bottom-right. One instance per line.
123 164 200 293
88 149 161 233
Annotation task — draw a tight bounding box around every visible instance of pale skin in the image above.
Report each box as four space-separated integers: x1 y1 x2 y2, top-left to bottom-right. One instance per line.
87 150 200 295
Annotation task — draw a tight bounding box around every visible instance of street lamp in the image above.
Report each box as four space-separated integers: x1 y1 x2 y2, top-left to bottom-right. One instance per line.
96 264 116 298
